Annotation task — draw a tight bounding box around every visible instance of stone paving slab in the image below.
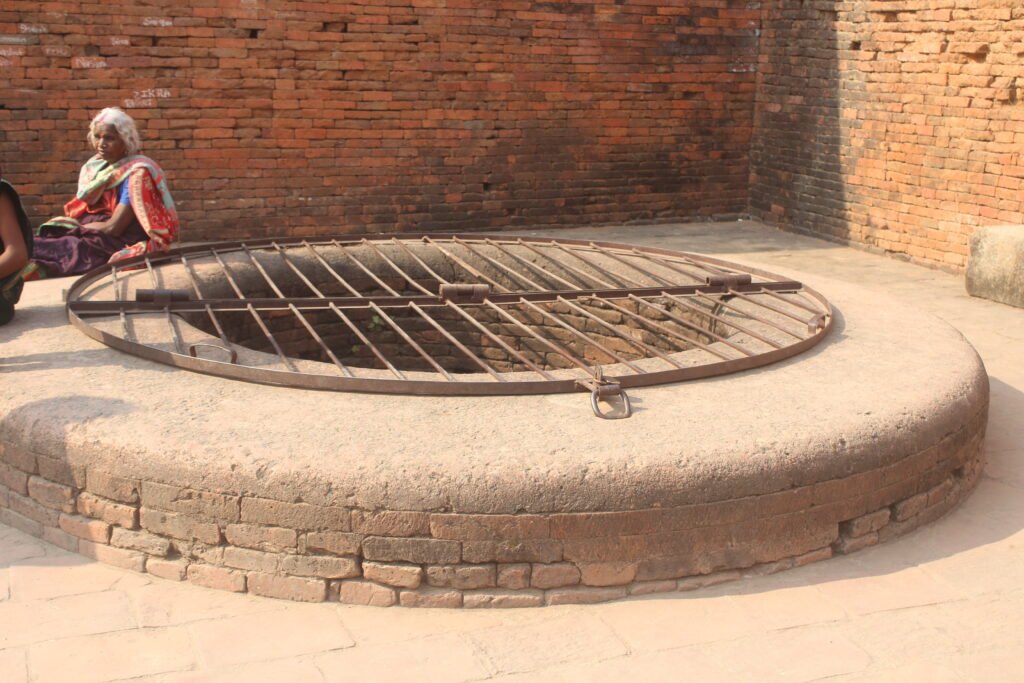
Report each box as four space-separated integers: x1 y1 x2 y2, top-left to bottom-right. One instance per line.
2 220 1023 681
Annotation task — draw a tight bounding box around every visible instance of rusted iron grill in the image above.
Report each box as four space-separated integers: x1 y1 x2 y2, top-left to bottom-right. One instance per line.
66 234 833 419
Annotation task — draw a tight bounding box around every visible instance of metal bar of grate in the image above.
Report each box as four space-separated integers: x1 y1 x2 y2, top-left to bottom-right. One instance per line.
422 237 511 292
144 255 185 354
361 239 436 296
482 238 580 290
179 252 234 352
443 302 555 380
515 239 612 289
591 296 733 360
332 240 401 296
211 247 297 371
407 302 503 380
556 296 686 369
368 302 454 380
302 241 363 297
450 238 540 291
515 298 645 373
481 300 602 378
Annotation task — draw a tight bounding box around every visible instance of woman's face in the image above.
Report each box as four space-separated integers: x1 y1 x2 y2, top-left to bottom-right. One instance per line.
93 124 127 163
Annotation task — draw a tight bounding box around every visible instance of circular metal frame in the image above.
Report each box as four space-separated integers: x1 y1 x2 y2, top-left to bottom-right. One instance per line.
66 234 834 397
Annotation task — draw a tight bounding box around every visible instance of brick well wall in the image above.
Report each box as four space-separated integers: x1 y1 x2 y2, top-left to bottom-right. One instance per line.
0 1 759 241
751 0 1024 271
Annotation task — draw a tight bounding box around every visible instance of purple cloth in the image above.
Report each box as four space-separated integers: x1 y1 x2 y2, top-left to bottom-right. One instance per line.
32 212 148 277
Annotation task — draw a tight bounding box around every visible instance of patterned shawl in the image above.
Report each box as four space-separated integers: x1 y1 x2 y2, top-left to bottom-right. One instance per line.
57 154 179 263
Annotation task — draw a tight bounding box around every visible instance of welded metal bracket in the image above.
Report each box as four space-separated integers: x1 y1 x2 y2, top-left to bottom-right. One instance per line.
439 283 491 303
576 372 633 420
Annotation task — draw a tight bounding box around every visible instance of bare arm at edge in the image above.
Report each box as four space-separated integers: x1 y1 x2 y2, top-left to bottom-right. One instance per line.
0 192 29 279
87 200 137 238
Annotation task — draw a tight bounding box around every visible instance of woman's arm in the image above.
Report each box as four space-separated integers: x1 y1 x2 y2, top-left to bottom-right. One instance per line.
0 192 29 279
87 201 137 237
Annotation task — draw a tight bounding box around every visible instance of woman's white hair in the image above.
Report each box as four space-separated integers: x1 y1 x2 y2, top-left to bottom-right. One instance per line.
87 107 142 156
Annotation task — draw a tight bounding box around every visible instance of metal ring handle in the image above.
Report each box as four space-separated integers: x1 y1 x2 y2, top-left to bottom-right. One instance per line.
189 342 238 364
590 386 633 420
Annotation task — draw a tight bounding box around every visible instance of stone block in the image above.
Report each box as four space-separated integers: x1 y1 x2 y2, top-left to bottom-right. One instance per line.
462 539 562 564
677 570 741 592
140 508 221 545
398 586 463 608
531 562 581 589
352 510 430 537
141 481 240 523
9 489 60 527
42 526 79 552
87 470 139 504
840 508 892 538
793 547 833 567
966 224 1024 308
333 579 394 606
463 589 544 608
223 546 281 573
628 580 677 596
426 564 496 590
301 530 362 556
893 492 928 521
545 586 627 605
226 523 298 552
579 561 637 587
59 513 112 543
363 561 423 588
187 564 246 592
363 536 460 564
77 492 138 529
429 514 549 541
280 554 359 579
0 462 29 494
0 441 36 474
36 455 86 488
146 557 188 581
240 497 350 531
496 563 530 590
111 527 172 556
0 508 43 536
79 539 147 572
926 478 955 507
247 572 326 602
833 531 879 555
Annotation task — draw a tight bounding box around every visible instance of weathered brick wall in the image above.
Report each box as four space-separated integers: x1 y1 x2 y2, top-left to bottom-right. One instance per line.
0 1 759 241
751 0 1024 271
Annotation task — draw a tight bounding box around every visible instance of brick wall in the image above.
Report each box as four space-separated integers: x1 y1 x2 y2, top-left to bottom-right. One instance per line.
0 1 759 241
751 0 1024 271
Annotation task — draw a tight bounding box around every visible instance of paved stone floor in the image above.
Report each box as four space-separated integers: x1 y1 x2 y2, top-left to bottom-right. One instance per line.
2 220 1023 682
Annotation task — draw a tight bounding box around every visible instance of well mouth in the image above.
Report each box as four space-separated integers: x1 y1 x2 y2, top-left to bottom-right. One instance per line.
65 235 832 397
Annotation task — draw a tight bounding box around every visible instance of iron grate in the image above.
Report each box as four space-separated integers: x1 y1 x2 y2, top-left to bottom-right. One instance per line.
66 234 833 418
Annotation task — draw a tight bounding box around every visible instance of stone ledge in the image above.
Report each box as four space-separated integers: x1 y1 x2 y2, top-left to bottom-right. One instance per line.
967 224 1024 308
0 269 991 607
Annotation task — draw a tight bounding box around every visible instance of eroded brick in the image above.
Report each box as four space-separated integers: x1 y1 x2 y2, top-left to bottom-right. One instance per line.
27 476 75 513
363 536 460 564
59 513 111 543
363 561 422 588
77 492 137 529
247 571 326 602
337 579 397 607
226 523 297 552
240 498 349 531
187 564 246 592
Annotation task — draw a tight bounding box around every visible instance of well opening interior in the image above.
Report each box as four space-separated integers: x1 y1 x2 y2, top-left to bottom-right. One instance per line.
179 242 735 373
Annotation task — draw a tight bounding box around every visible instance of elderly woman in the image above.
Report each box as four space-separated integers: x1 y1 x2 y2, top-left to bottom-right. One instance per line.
25 107 179 279
0 175 32 324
